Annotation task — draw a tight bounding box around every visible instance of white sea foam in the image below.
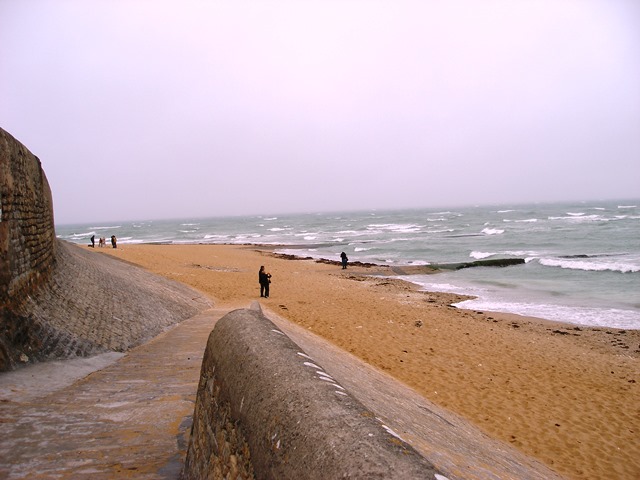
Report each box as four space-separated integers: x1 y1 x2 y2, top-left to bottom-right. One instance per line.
481 227 504 235
549 214 606 223
67 231 96 239
367 223 423 233
90 225 121 230
470 251 495 259
539 257 640 273
354 247 371 252
453 298 640 330
618 205 637 209
408 260 430 265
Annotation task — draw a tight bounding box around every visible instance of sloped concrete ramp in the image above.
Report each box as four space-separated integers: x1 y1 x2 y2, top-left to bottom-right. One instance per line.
0 308 226 479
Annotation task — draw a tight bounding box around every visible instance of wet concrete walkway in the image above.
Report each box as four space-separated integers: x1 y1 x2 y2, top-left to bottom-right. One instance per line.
0 308 227 480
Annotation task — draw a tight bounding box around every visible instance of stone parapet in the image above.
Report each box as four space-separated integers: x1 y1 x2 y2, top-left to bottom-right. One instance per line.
183 306 442 479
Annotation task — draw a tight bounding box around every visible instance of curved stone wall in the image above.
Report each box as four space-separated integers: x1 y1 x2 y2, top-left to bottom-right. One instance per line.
0 128 56 309
0 129 212 371
184 307 441 479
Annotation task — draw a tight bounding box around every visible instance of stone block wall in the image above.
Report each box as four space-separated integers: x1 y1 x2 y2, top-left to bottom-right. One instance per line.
0 127 57 308
0 128 212 371
183 307 441 479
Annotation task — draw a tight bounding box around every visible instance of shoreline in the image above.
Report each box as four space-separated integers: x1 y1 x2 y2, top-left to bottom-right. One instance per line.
170 240 639 332
97 243 639 479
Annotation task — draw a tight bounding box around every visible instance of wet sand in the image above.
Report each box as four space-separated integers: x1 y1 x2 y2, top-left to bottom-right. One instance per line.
99 244 639 480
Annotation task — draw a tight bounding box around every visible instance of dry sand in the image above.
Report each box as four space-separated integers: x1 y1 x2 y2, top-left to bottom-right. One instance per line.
99 244 639 480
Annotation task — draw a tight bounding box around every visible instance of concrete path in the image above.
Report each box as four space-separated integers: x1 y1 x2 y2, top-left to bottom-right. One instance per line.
0 308 226 480
0 303 563 479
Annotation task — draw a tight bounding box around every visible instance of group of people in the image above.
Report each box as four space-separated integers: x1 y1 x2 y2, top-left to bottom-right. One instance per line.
258 252 348 299
89 235 117 248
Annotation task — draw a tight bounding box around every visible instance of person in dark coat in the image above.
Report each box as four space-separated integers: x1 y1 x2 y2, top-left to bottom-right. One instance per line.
340 251 348 269
259 265 271 298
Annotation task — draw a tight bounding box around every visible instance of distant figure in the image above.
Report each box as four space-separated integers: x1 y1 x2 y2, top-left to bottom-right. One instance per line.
89 235 95 248
340 252 348 269
111 235 117 249
259 265 271 298
98 237 105 247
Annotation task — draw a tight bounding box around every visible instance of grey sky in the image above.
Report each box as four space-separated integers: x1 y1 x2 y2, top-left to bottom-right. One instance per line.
2 0 639 224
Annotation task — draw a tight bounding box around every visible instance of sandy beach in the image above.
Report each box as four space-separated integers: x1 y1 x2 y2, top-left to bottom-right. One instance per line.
99 244 639 480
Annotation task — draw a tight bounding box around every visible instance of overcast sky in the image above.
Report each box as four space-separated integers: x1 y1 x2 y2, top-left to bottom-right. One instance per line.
2 1 639 224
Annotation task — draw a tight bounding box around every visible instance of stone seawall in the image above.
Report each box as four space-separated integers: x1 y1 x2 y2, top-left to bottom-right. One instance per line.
0 128 212 371
183 306 442 480
0 128 56 312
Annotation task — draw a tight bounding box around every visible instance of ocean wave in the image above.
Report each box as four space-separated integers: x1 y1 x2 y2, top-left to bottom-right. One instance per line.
481 227 504 235
203 234 230 240
367 223 423 232
468 250 534 261
453 299 640 330
354 247 372 252
539 257 640 273
470 251 495 259
90 225 121 230
65 231 96 239
548 215 606 223
618 205 637 209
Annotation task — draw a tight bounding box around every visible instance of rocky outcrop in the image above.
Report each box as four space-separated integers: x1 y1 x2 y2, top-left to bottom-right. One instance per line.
0 128 212 371
435 258 526 270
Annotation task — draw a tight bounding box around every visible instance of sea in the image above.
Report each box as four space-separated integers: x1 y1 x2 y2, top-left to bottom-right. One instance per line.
56 200 640 330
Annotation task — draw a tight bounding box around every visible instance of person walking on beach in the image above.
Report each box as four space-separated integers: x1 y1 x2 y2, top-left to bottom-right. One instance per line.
340 251 348 269
89 235 95 248
111 235 117 249
259 265 271 298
